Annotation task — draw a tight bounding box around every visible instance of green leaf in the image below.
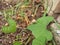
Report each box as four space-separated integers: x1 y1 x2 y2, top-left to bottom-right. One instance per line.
27 16 54 45
13 41 22 45
33 36 46 45
27 16 53 38
32 39 42 45
37 16 54 27
2 18 16 34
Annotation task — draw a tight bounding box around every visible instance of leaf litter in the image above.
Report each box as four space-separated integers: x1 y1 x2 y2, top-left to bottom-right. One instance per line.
0 0 56 45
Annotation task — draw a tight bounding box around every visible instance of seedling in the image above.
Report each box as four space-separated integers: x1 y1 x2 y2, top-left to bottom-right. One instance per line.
27 2 54 44
2 18 16 34
27 16 54 45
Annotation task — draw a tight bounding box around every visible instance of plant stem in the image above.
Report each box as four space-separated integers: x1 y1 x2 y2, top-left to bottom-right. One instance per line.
43 0 48 17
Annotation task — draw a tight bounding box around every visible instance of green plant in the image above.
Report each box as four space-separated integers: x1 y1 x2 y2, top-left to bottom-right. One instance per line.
27 16 54 45
2 18 16 34
27 0 54 44
13 41 22 45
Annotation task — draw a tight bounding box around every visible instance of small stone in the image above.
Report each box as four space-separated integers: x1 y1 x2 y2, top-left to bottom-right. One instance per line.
31 19 36 23
56 30 60 34
5 23 9 26
9 41 11 43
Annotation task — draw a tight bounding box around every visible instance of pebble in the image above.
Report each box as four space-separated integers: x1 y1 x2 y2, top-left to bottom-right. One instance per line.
56 30 60 34
56 30 60 36
31 19 36 23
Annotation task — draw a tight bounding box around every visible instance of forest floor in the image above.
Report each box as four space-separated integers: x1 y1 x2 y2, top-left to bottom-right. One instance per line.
0 0 60 45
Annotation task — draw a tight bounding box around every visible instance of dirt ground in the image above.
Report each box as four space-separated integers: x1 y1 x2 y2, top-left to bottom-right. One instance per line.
0 0 60 45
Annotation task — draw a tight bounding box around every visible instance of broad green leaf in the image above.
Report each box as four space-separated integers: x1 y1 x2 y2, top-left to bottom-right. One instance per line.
27 16 54 45
33 36 46 45
32 39 42 45
13 41 22 45
37 16 54 27
2 18 16 34
27 16 53 38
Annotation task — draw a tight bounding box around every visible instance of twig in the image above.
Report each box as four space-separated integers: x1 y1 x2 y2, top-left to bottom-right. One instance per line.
34 4 40 16
48 0 53 14
43 0 48 17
